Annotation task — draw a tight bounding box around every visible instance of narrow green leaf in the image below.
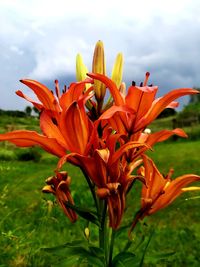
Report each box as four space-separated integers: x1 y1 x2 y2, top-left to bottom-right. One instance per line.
114 261 125 267
56 256 80 267
41 240 86 252
41 241 104 267
65 202 100 226
115 222 132 238
78 251 105 267
145 251 175 261
138 228 155 267
112 252 135 266
89 246 105 259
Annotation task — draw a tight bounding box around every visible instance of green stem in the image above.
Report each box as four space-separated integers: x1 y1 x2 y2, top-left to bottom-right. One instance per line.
108 228 116 266
99 200 108 265
81 169 99 215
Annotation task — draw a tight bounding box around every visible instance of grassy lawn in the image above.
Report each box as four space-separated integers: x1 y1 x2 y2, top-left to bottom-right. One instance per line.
0 115 200 266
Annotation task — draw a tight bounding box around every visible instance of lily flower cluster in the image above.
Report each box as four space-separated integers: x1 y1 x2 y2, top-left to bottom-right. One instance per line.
1 41 200 234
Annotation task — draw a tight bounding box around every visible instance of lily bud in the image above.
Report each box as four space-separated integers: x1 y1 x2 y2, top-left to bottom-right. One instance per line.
84 227 90 240
119 82 126 96
111 53 124 88
76 54 88 81
92 40 106 101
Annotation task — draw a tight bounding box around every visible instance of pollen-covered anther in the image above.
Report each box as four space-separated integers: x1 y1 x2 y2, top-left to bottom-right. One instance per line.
107 182 121 194
142 197 152 205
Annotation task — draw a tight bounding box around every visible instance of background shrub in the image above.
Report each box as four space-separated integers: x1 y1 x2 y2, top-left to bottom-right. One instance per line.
15 148 42 162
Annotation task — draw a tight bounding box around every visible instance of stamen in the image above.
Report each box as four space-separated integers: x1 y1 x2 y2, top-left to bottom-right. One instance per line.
55 80 61 98
132 81 136 86
143 72 150 86
165 168 174 180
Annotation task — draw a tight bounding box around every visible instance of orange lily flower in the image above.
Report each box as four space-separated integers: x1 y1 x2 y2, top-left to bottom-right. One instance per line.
87 73 199 135
58 131 148 229
137 128 188 147
42 171 77 222
0 79 94 156
129 155 200 233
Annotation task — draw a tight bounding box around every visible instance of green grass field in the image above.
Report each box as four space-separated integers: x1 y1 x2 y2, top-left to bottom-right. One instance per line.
0 115 200 266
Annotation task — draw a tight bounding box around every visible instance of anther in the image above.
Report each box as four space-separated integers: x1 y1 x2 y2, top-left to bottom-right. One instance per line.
132 81 136 86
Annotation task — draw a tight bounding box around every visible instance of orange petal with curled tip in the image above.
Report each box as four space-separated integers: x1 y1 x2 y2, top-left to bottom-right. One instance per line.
135 88 199 130
20 79 60 112
16 90 43 110
0 130 66 157
87 73 125 106
150 174 200 215
59 79 93 110
144 128 187 147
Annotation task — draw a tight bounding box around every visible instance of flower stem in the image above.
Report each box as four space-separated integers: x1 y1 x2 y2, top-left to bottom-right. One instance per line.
81 168 99 214
108 228 116 266
99 200 108 265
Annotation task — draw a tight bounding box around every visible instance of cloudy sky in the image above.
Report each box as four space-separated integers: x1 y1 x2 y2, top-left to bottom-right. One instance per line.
1 0 200 110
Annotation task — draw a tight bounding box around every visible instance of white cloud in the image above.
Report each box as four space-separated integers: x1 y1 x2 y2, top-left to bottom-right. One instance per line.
1 0 200 109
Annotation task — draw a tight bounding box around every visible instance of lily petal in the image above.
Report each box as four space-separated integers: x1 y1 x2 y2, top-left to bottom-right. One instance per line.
87 73 125 106
59 79 93 110
16 90 43 110
144 128 187 147
136 88 199 130
60 101 90 154
20 79 60 112
150 174 200 214
40 111 68 149
126 85 158 121
110 141 148 166
0 130 66 157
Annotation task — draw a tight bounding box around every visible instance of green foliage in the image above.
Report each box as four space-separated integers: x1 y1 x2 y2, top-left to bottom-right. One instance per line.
15 148 42 162
65 202 100 227
0 149 16 161
177 88 200 124
177 102 200 121
157 108 176 119
25 106 32 116
0 109 26 117
189 87 200 104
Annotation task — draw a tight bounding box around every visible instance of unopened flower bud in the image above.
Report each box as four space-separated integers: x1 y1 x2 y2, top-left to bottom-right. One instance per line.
92 40 106 101
76 54 88 81
84 227 90 240
111 53 124 88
